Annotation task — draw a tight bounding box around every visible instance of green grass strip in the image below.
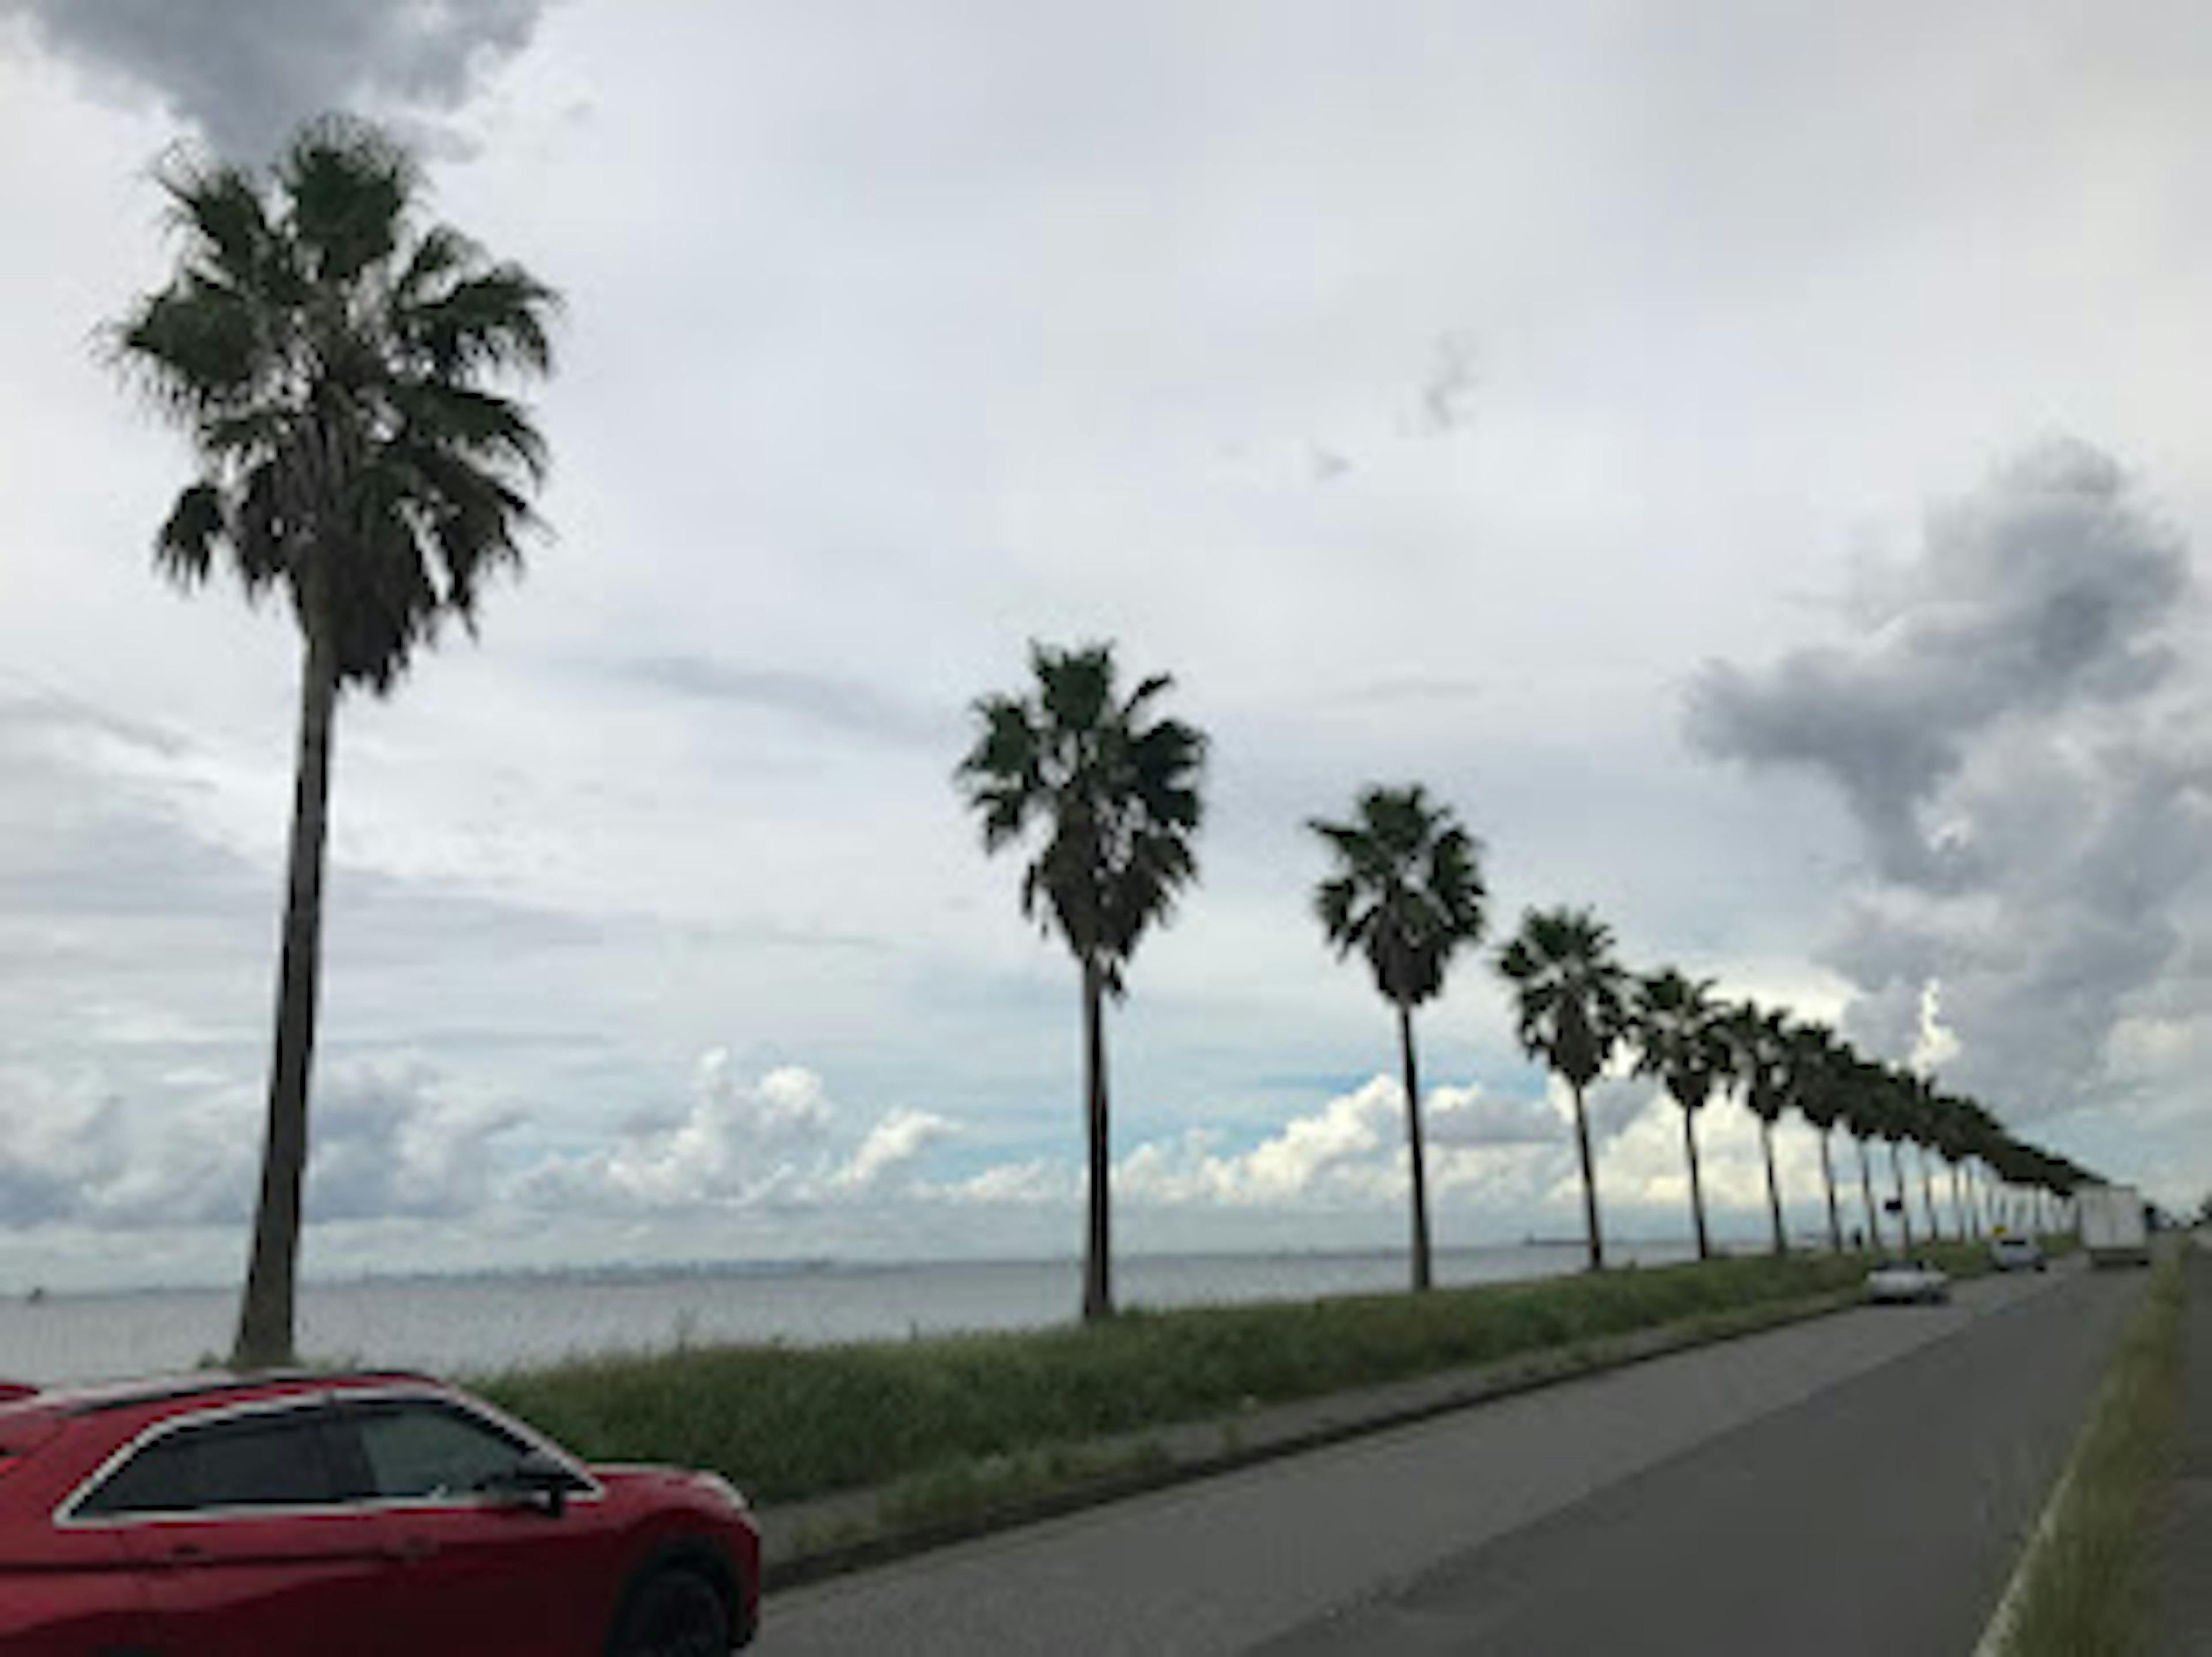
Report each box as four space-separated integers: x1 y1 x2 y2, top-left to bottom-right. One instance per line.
1995 1251 2185 1657
474 1245 1988 1506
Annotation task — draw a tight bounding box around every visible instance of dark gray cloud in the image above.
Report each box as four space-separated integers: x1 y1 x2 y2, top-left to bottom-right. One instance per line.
1687 439 2211 1123
5 0 552 158
1688 438 2190 886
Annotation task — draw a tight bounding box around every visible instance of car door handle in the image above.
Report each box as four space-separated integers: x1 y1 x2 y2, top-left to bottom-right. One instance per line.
385 1534 440 1562
158 1542 208 1566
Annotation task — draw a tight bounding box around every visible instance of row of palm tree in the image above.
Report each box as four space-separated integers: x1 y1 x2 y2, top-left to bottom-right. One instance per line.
960 651 2095 1317
112 115 2092 1364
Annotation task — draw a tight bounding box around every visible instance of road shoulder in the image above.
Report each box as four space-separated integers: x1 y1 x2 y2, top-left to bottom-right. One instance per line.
2149 1232 2212 1654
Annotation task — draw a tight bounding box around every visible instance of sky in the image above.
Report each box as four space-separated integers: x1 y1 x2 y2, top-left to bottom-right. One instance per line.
2 0 2209 1294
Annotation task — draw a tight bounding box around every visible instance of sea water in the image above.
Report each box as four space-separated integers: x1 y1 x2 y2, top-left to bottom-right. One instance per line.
0 1241 1699 1385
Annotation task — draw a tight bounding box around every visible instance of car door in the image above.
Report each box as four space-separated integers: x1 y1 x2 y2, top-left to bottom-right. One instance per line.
328 1393 615 1657
75 1400 397 1657
2 1488 150 1657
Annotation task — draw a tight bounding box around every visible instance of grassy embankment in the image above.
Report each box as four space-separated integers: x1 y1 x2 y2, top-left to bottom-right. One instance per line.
476 1240 1995 1523
1993 1246 2186 1657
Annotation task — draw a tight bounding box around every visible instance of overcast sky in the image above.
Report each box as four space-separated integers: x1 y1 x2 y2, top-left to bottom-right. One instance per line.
2 0 2208 1293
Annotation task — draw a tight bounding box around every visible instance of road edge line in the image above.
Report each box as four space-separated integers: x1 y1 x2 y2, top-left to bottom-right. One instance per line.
1970 1417 2087 1657
1969 1256 2163 1657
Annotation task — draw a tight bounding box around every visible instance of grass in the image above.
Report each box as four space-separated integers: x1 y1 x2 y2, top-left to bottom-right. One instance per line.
1993 1249 2186 1657
474 1242 1992 1510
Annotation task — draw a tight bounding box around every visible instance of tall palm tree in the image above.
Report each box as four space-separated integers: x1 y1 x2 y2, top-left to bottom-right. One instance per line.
956 641 1206 1322
1497 907 1628 1272
1310 786 1486 1292
1631 968 1729 1260
1786 1021 1849 1252
1722 1003 1794 1256
109 118 558 1368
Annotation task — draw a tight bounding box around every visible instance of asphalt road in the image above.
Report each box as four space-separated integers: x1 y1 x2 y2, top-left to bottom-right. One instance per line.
759 1262 2143 1656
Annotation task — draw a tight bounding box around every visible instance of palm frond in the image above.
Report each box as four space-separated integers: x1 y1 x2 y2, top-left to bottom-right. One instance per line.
281 115 416 285
154 482 226 585
407 265 560 377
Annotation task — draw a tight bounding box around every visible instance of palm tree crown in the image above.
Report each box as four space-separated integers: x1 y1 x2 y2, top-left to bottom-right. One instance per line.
1311 786 1486 1010
956 640 1206 1321
959 642 1206 988
1498 909 1630 1091
1310 784 1486 1291
115 117 557 692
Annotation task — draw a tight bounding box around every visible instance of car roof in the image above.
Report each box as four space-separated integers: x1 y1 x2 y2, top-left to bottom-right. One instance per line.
0 1369 444 1432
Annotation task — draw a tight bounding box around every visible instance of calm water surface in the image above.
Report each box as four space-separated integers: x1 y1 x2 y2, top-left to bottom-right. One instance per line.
0 1242 1699 1385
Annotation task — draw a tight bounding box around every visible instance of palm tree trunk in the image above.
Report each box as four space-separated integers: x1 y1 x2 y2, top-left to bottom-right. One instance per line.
232 630 338 1370
1918 1150 1941 1242
1680 1104 1710 1261
1397 1001 1433 1292
1080 956 1113 1322
1857 1137 1881 1251
1950 1165 1970 1239
1889 1141 1915 1250
1570 1080 1605 1272
1818 1129 1843 1252
1760 1119 1786 1256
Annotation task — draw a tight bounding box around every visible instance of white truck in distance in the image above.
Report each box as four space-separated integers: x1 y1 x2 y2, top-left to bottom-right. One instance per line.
2077 1183 2151 1267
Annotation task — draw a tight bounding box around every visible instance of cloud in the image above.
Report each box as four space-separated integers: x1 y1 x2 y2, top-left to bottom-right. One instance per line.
1105 1075 1565 1211
1582 1077 1660 1146
306 1062 525 1222
1687 439 2212 1123
5 0 553 158
588 1055 834 1208
841 1106 959 1190
942 1159 1077 1209
527 1055 964 1215
1687 437 2190 886
1427 1083 1561 1148
1414 330 1479 436
0 1056 540 1235
620 655 949 748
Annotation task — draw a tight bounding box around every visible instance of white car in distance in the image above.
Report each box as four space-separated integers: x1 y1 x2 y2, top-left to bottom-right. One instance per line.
1866 1257 1951 1305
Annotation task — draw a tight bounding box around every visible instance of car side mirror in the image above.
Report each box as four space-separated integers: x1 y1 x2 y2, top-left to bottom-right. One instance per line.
490 1449 576 1519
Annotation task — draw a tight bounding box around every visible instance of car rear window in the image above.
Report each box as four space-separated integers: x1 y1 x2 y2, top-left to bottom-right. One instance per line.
76 1408 342 1517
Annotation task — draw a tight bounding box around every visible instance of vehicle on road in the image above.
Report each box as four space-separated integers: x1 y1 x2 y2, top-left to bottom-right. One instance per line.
0 1368 759 1656
1988 1234 2046 1272
2078 1183 2152 1267
1865 1258 1950 1305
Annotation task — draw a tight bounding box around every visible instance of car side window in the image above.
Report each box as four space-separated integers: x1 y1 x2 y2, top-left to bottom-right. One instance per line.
78 1409 339 1517
343 1399 542 1501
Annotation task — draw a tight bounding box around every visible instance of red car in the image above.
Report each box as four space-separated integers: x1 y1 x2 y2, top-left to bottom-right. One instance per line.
0 1368 759 1655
